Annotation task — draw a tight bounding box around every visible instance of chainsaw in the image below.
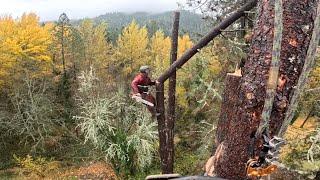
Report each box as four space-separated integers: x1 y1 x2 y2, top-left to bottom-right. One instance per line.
132 94 154 107
132 85 154 107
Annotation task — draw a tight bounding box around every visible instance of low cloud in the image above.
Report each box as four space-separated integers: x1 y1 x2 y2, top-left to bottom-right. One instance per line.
0 0 184 21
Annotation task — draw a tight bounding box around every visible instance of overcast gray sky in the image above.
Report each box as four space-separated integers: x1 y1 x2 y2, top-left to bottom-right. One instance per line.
0 0 185 21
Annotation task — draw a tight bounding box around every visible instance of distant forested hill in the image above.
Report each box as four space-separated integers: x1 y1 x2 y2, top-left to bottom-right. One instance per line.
74 11 211 42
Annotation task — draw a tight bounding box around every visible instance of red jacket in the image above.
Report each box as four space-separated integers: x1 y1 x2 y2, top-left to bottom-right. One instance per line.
131 73 155 94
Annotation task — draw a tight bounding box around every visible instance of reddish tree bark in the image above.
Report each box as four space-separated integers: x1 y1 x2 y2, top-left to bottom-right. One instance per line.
215 72 242 145
213 0 319 179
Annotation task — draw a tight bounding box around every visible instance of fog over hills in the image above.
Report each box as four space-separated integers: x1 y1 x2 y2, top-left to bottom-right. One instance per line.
73 10 212 41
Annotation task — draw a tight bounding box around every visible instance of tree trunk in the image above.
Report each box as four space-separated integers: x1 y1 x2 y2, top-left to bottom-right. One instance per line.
215 72 242 145
155 82 168 173
213 0 319 179
279 1 320 135
166 11 180 173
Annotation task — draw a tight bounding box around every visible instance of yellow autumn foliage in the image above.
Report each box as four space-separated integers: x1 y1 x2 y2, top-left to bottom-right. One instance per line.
0 13 52 86
176 34 193 108
115 20 148 77
149 30 171 77
204 49 222 76
178 34 193 58
79 19 110 69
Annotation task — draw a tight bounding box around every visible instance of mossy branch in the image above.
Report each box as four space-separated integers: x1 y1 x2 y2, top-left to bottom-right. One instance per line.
255 0 284 137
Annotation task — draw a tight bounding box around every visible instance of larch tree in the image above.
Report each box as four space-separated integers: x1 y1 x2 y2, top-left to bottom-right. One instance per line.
0 16 19 86
213 0 320 179
79 19 109 69
0 13 52 87
149 30 171 76
115 20 149 77
176 35 193 109
79 19 94 66
177 35 193 58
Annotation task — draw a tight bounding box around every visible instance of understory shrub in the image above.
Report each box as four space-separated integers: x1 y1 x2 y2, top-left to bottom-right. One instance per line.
74 67 158 177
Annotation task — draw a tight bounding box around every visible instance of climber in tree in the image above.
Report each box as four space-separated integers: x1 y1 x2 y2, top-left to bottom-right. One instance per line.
131 65 157 116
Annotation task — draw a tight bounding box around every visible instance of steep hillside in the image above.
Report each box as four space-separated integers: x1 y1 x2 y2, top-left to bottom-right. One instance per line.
74 11 211 41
